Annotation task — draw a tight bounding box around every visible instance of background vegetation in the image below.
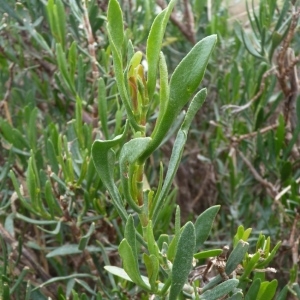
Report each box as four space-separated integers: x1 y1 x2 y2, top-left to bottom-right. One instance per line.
0 0 300 299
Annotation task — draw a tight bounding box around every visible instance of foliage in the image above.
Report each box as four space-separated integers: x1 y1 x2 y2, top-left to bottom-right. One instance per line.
0 0 299 299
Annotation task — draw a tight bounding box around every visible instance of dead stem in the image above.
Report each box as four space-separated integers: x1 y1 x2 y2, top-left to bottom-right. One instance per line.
236 148 277 198
0 63 14 125
231 122 278 143
275 177 300 202
222 67 277 114
289 213 300 283
0 223 56 297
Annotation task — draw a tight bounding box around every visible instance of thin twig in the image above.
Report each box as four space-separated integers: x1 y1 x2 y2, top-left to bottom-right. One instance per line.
231 123 278 143
0 63 14 125
222 67 276 114
0 223 56 297
275 176 300 201
236 149 277 198
289 213 300 283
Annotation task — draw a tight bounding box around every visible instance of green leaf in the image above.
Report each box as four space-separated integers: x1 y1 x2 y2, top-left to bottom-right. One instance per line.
292 283 300 298
151 130 186 222
276 285 288 300
104 266 165 290
169 222 195 299
156 52 169 127
151 89 208 222
78 222 95 251
0 119 29 150
242 228 252 242
106 0 141 131
226 240 249 275
257 280 278 300
195 205 220 249
227 291 244 300
194 249 223 260
56 43 75 94
119 137 152 212
98 78 109 139
107 0 124 54
141 35 216 161
146 0 177 100
28 108 38 152
256 241 281 268
68 41 77 85
245 278 261 300
143 253 159 291
10 267 30 295
124 216 137 258
38 220 62 235
201 279 239 300
167 206 181 261
46 245 102 257
119 239 151 291
240 252 261 281
55 0 66 48
32 273 97 291
92 122 129 223
146 221 159 258
0 0 22 22
26 157 38 210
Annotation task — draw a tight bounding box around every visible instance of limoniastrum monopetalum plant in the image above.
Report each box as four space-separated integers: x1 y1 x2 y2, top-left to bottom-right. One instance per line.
90 0 245 298
92 0 217 230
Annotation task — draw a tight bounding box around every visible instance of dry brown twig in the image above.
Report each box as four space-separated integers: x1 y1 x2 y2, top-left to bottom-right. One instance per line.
289 212 300 283
231 122 278 144
0 63 14 125
222 66 277 114
236 148 278 198
0 223 56 298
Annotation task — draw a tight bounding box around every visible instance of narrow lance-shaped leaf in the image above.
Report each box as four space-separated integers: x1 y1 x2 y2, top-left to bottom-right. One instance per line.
98 78 109 139
151 89 207 223
167 205 181 261
106 0 141 131
143 254 159 292
245 278 261 300
140 35 217 162
56 43 76 95
119 239 151 291
146 221 159 258
55 0 66 49
78 222 95 251
146 0 177 100
195 205 220 249
157 52 169 125
226 240 249 275
91 122 130 223
201 279 239 300
257 280 278 300
169 222 195 299
124 216 137 258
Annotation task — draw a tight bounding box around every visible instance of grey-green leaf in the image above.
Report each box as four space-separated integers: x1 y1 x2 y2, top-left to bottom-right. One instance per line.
140 36 216 161
169 222 195 299
146 0 177 100
226 240 249 275
201 279 239 300
91 122 129 222
119 239 151 291
195 205 220 249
